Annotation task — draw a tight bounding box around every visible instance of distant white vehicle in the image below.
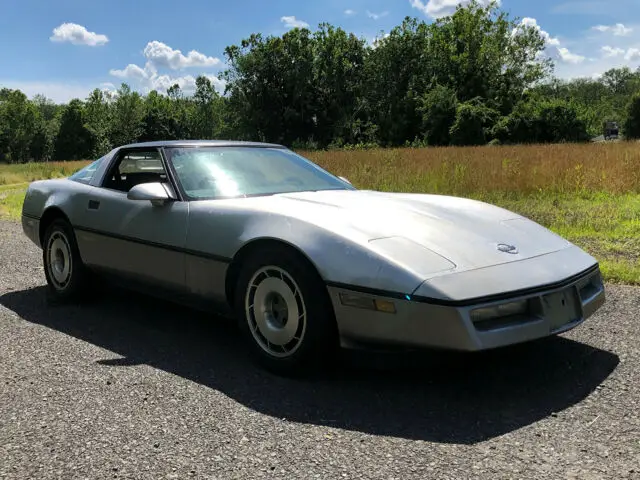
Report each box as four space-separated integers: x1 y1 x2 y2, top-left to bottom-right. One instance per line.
603 121 620 140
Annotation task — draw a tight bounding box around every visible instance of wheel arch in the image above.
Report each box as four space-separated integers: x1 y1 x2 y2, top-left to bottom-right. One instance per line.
39 207 71 246
224 237 329 309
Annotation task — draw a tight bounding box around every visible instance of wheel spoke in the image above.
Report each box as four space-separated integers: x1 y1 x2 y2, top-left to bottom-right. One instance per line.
46 230 73 291
244 264 307 359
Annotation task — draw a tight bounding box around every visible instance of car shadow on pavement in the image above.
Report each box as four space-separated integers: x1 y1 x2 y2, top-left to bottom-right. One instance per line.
1 285 619 445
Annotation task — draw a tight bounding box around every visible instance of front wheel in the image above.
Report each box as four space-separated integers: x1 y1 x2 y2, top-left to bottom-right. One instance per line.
42 218 89 302
234 246 339 376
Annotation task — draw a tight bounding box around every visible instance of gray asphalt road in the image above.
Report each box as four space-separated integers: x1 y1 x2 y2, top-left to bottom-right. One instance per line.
1 219 639 480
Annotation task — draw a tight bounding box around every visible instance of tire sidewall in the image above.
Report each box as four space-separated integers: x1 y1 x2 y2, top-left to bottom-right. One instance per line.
42 219 85 301
234 247 338 375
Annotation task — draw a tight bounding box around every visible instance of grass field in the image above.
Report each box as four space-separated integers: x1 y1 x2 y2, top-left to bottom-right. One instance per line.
1 142 639 284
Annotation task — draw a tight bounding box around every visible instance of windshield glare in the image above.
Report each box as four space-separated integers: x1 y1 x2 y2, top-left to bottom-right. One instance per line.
166 147 354 199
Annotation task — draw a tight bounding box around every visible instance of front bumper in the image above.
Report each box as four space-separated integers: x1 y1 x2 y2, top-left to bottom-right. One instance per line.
328 265 605 351
21 214 41 248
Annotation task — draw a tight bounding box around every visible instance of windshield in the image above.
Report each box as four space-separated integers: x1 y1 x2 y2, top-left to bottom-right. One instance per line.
165 146 354 200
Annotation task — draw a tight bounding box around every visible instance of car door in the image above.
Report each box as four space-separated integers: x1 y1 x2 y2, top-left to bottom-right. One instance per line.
73 147 189 293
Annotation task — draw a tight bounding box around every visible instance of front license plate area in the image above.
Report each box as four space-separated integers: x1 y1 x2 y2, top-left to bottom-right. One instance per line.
543 288 581 332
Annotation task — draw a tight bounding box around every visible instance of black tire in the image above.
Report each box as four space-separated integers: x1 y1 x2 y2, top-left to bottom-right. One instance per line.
234 245 339 376
42 218 89 303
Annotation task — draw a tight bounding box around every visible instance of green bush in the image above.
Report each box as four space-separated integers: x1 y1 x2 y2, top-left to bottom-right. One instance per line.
623 93 640 139
449 99 499 146
493 98 590 144
417 85 458 146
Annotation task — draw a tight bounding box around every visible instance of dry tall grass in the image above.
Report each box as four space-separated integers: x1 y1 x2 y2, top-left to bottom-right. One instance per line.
303 142 640 197
0 161 88 186
1 142 639 196
1 143 639 283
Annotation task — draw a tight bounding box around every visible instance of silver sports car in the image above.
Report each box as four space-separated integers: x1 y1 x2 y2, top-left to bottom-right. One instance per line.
21 140 606 374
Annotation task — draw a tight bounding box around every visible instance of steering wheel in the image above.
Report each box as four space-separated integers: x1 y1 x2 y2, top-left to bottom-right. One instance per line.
283 176 303 187
197 176 217 190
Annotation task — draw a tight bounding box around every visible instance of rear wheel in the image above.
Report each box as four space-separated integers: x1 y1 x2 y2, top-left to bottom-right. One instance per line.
42 218 89 302
234 246 339 376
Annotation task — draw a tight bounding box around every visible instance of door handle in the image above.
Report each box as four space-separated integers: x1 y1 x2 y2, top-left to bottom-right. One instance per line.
88 200 100 210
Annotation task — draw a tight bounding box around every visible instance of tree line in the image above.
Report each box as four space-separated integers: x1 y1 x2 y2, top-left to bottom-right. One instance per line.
2 0 640 163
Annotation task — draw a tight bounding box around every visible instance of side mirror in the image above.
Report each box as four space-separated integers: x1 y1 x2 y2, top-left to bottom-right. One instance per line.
127 182 172 206
339 176 352 185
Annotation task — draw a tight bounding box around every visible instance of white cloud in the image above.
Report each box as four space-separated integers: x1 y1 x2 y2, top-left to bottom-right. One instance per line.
512 17 593 67
557 47 586 64
369 33 391 49
142 41 221 71
109 64 148 80
625 48 640 61
366 10 389 20
148 73 226 94
50 22 109 46
601 46 625 57
554 45 640 80
410 0 499 19
344 9 356 16
96 85 118 100
108 39 226 97
108 57 225 96
280 16 309 29
593 24 633 36
518 17 561 47
545 20 640 79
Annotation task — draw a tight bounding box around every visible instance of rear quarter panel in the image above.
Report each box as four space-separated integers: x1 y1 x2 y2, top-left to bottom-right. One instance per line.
22 178 102 246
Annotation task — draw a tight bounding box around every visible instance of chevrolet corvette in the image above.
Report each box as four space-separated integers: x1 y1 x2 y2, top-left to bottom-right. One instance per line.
21 140 606 374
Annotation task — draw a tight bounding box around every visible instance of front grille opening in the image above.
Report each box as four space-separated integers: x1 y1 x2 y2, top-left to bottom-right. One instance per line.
578 276 603 303
471 299 542 332
473 314 539 332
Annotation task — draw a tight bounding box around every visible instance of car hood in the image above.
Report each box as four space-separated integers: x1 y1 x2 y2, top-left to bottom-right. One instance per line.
272 189 571 274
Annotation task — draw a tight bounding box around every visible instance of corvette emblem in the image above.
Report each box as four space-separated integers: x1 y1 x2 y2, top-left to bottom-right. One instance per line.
497 243 519 254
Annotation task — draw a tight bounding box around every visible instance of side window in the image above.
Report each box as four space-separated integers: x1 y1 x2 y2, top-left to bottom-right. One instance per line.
102 149 168 192
69 157 105 185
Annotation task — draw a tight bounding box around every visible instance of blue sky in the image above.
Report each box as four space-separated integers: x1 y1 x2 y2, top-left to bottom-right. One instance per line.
1 0 640 102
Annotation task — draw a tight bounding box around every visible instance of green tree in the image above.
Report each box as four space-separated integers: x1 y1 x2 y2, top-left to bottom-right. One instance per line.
223 28 316 145
84 89 113 157
362 1 548 146
493 98 589 144
417 84 458 145
311 24 368 145
430 0 550 111
30 94 61 161
54 99 93 160
191 76 228 139
623 93 640 139
449 99 499 145
363 17 434 145
140 90 179 141
3 1 640 159
0 88 38 162
536 100 590 143
109 83 145 147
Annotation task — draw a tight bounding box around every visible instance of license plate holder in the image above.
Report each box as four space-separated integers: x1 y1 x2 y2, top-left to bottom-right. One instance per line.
543 287 581 332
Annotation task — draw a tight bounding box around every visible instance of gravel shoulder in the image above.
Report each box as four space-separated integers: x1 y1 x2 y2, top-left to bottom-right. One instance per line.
1 220 639 479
